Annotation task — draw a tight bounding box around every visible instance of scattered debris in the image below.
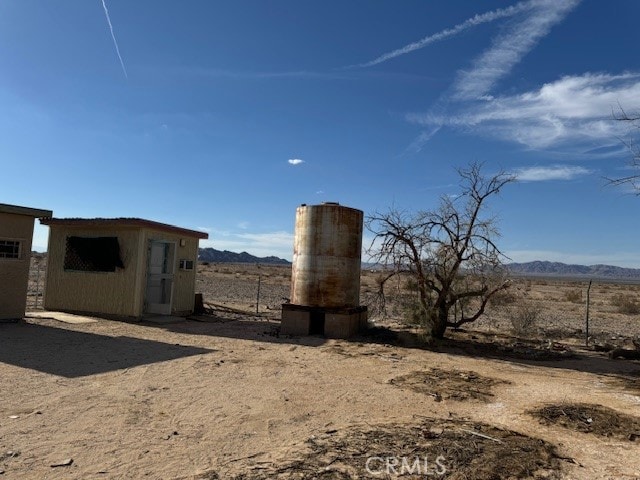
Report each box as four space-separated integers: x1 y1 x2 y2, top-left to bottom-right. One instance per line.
590 333 639 353
230 418 565 479
1 451 19 461
531 403 640 440
50 458 73 468
390 368 510 402
609 348 640 360
190 471 220 480
460 428 503 443
499 341 575 360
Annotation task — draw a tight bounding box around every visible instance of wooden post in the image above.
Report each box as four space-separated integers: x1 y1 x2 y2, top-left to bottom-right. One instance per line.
35 260 41 310
585 280 592 346
256 265 261 315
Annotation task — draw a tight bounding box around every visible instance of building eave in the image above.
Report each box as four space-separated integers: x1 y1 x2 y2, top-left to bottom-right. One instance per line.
39 217 209 240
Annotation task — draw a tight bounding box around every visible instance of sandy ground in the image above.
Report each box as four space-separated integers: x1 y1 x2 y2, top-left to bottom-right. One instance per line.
1 260 637 479
1 314 639 479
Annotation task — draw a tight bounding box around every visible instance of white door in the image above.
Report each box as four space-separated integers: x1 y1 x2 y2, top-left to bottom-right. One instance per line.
145 241 175 315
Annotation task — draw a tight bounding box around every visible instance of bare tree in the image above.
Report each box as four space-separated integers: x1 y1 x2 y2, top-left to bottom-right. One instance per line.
607 107 640 194
367 162 515 339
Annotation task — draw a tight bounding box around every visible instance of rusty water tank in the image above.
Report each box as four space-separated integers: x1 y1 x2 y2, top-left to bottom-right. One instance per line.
290 202 363 308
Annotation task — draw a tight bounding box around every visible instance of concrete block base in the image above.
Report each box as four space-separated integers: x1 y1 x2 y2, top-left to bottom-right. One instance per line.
281 304 367 339
280 307 312 336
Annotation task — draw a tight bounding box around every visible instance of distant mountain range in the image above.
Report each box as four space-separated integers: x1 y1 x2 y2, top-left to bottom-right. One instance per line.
507 261 640 280
198 248 291 265
197 250 640 280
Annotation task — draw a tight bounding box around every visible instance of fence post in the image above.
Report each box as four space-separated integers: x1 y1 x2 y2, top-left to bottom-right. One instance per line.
256 264 261 315
35 258 41 309
585 279 592 346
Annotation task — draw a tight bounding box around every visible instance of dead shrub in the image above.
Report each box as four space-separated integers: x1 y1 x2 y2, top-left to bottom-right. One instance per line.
489 288 518 307
509 302 542 336
401 298 431 327
563 289 582 303
611 293 640 315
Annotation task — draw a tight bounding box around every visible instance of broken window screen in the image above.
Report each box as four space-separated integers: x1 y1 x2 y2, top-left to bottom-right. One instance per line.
0 240 21 259
64 236 124 272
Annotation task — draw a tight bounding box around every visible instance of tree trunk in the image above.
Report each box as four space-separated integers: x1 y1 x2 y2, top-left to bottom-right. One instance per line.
432 302 448 339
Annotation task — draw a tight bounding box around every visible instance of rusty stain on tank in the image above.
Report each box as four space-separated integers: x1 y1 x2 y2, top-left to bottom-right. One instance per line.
290 203 363 308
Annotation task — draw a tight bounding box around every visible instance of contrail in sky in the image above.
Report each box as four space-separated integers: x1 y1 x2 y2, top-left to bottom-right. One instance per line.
452 0 581 100
100 0 128 78
350 0 535 68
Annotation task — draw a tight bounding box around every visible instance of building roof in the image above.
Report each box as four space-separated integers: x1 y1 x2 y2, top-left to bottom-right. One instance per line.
40 217 209 239
0 203 52 218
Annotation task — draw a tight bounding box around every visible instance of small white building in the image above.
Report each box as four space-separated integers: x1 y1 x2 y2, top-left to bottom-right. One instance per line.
41 217 208 319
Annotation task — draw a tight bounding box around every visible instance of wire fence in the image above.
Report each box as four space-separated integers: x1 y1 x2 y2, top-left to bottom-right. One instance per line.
26 254 47 312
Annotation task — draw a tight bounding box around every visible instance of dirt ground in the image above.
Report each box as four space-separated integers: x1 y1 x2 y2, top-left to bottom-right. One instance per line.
1 260 638 479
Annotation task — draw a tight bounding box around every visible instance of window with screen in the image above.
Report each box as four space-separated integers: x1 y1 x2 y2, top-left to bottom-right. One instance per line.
64 236 124 272
0 240 21 259
179 259 194 270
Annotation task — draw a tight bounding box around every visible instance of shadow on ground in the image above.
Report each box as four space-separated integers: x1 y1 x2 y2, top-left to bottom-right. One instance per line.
355 325 640 381
140 311 639 380
141 312 328 348
0 321 215 378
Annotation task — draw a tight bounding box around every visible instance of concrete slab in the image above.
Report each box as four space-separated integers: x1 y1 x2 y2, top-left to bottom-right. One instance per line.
26 311 99 324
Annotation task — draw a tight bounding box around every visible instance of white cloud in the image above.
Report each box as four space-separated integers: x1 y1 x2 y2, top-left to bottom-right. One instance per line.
453 0 581 100
351 0 535 68
403 0 581 152
237 221 250 230
405 126 441 153
288 158 304 165
410 72 640 150
513 165 592 181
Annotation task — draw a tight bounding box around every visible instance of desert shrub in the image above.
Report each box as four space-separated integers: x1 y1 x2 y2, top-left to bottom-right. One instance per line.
489 289 518 307
400 297 428 326
509 302 542 336
403 277 419 292
611 293 640 315
563 289 582 303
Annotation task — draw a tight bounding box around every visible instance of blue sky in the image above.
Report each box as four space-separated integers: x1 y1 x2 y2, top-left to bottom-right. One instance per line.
2 1 640 266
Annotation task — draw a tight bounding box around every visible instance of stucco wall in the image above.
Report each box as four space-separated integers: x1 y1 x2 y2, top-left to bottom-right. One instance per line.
0 213 35 320
141 228 200 315
44 224 202 318
44 226 143 317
